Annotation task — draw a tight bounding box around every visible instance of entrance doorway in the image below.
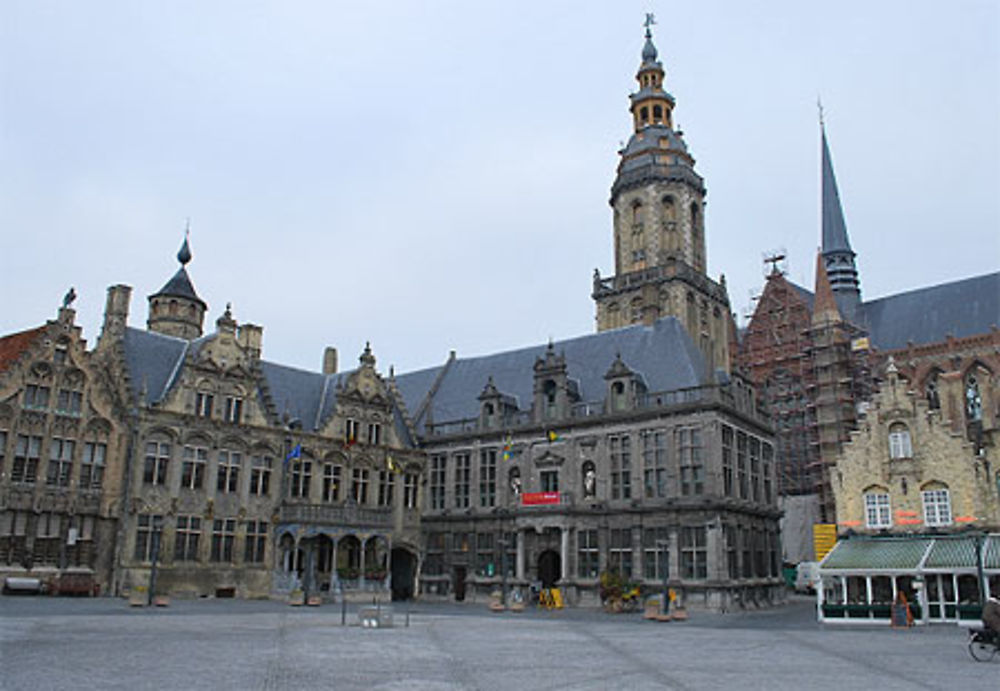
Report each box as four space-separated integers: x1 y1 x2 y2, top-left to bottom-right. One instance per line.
390 548 416 601
453 566 467 602
538 550 561 588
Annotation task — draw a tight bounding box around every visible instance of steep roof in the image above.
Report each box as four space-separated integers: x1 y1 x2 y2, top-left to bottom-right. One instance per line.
821 127 852 256
395 317 707 434
0 326 46 374
861 272 1000 351
812 252 842 327
151 266 205 307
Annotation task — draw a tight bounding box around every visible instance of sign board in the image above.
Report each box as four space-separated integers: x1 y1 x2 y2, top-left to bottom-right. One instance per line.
521 492 560 506
813 523 837 561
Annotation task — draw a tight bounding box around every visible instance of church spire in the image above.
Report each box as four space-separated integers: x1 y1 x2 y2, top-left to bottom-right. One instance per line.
819 120 861 319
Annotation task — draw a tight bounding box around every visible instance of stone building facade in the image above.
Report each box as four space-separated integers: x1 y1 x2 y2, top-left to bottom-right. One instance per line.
0 300 127 593
834 359 999 534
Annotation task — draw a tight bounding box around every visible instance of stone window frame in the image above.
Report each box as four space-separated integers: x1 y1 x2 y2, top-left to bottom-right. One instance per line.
478 448 497 508
921 485 953 527
888 422 913 459
173 515 202 562
864 488 892 529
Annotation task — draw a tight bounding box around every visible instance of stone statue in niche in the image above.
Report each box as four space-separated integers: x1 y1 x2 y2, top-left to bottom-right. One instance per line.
582 461 596 498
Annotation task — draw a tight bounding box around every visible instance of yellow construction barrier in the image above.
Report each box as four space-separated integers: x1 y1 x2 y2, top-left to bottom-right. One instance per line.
538 587 564 609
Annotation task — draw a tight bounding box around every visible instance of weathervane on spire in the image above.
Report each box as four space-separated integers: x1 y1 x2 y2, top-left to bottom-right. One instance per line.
817 96 825 128
644 12 656 38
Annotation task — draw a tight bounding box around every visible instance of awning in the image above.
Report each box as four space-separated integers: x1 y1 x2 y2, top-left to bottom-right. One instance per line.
821 533 1000 572
821 537 932 571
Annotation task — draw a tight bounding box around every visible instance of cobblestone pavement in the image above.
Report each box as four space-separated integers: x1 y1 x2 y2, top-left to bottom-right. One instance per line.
0 596 996 690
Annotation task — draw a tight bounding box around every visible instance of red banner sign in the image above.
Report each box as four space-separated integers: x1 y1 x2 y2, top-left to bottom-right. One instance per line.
521 492 560 506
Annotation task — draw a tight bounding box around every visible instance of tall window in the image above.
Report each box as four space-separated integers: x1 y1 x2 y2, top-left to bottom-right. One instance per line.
345 419 359 444
680 526 707 579
377 471 395 507
217 449 241 494
479 448 497 507
0 430 7 478
144 441 171 486
454 452 471 508
425 532 445 576
722 425 734 497
641 429 666 498
180 445 207 490
195 391 214 418
80 441 106 490
173 516 201 562
678 426 704 496
762 443 773 504
56 388 83 415
351 467 369 504
290 460 312 499
749 437 761 503
643 527 669 580
864 490 892 529
924 372 941 410
609 528 633 578
403 473 418 509
609 434 631 500
577 529 599 578
322 463 342 502
540 469 559 492
367 423 381 445
23 384 50 410
888 423 913 459
134 514 163 562
430 454 447 510
46 437 74 487
249 454 272 497
475 532 494 576
244 520 268 563
736 431 748 499
922 487 952 527
725 525 738 579
210 518 236 562
965 373 982 422
223 396 243 424
13 434 42 483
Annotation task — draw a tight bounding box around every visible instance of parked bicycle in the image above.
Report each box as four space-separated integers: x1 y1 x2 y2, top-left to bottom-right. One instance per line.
968 627 1000 662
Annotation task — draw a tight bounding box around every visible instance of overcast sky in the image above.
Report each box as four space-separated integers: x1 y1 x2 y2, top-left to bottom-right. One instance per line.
2 1 998 376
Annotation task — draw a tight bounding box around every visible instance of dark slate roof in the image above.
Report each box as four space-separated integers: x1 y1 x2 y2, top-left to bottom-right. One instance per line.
861 272 1000 351
151 266 205 306
788 281 815 312
394 317 707 434
258 361 349 431
122 327 190 405
620 125 689 163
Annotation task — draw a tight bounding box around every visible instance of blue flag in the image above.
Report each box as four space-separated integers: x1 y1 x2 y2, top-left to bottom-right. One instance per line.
285 444 302 465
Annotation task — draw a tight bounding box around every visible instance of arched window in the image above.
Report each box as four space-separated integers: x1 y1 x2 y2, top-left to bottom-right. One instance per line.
611 381 627 411
921 484 952 527
863 487 891 529
630 297 643 323
640 106 648 123
631 201 643 225
965 372 982 422
888 422 912 459
652 104 662 122
924 371 941 410
543 380 557 418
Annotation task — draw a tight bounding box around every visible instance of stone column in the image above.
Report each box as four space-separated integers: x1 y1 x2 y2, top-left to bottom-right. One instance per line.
359 536 367 589
560 527 569 582
516 528 525 580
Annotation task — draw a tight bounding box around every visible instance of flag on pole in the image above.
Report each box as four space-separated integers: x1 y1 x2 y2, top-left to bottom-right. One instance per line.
547 430 563 443
501 434 513 461
386 455 402 474
285 444 302 466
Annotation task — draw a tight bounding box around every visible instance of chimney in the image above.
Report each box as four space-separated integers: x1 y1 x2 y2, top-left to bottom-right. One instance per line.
237 323 263 360
101 284 132 342
322 347 338 375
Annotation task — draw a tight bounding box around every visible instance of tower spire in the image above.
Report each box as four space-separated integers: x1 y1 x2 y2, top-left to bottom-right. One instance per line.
820 121 861 319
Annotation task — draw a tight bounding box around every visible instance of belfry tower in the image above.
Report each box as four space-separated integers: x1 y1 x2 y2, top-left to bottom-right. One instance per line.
593 17 731 374
147 236 208 340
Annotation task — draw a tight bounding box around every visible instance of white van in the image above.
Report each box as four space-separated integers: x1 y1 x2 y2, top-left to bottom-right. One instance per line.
795 562 820 593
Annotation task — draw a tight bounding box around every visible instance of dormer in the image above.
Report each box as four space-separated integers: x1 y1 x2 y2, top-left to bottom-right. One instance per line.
478 376 518 429
533 342 570 422
604 353 647 413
